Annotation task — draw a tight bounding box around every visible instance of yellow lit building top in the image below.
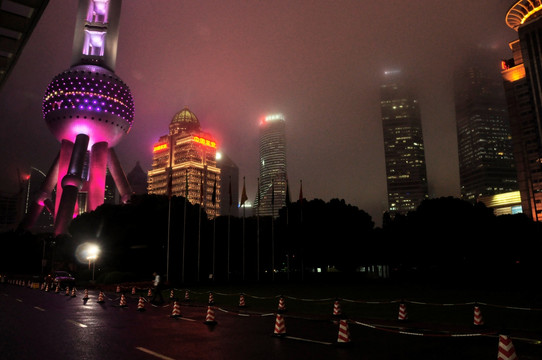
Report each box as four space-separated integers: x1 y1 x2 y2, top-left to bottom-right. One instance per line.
478 191 522 216
506 0 542 30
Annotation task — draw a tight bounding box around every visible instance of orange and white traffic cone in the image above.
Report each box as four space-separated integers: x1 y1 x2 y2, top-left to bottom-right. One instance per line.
71 288 77 297
55 284 60 293
137 297 145 312
398 302 408 321
204 306 217 325
132 287 136 295
278 297 286 312
119 294 127 307
147 288 152 298
65 287 70 296
40 283 45 291
97 291 105 303
273 313 286 337
170 301 182 318
208 292 214 305
170 290 175 300
239 294 246 307
83 289 89 300
116 285 120 293
45 284 49 292
184 290 190 301
337 319 351 344
497 334 518 360
473 305 484 326
332 300 342 317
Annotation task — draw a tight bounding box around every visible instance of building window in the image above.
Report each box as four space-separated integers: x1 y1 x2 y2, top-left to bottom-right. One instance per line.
86 0 110 23
83 30 106 56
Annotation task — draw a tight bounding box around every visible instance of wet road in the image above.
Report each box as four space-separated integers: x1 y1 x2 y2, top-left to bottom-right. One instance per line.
1 284 540 359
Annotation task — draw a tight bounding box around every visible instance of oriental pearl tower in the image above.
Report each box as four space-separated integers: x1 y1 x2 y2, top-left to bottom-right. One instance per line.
23 0 134 235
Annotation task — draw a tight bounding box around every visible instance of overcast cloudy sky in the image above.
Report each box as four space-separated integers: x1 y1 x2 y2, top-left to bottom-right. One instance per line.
0 0 518 225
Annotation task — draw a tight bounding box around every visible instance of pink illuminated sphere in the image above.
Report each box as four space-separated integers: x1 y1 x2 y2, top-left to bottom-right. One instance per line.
42 65 134 147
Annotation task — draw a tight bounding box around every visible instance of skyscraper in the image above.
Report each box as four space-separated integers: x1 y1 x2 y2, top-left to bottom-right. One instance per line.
147 106 220 218
501 1 542 221
454 56 518 202
23 0 134 235
216 153 239 217
255 114 288 217
380 71 429 215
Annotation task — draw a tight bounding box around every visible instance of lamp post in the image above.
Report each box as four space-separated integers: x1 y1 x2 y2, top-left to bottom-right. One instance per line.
85 244 100 282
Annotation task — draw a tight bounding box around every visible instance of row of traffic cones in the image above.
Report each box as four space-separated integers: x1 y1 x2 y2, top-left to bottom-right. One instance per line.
395 302 485 326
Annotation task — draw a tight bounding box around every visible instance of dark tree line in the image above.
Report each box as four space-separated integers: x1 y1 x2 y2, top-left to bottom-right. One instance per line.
1 195 540 286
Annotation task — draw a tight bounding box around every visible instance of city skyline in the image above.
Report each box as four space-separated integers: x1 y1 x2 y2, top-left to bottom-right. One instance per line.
0 0 517 225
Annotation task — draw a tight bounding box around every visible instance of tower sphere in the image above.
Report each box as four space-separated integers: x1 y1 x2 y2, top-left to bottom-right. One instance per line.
43 64 134 147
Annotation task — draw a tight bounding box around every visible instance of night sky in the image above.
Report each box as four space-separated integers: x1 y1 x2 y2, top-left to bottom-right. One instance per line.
0 0 518 225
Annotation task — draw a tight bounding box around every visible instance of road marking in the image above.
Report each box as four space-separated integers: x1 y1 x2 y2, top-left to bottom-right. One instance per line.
283 335 333 345
66 319 87 328
16 299 23 302
34 306 45 312
136 347 175 360
178 317 196 322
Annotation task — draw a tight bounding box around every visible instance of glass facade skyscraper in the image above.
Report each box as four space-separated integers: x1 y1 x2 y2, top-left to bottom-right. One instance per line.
454 61 518 202
501 1 542 221
380 72 429 215
255 114 287 217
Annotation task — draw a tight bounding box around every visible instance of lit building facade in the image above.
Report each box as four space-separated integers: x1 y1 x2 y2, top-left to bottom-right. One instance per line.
254 114 288 217
501 1 542 221
148 107 220 218
380 72 429 215
454 61 518 202
23 0 134 235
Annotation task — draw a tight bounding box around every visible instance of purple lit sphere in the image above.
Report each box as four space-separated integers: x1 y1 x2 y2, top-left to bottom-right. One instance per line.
43 65 134 147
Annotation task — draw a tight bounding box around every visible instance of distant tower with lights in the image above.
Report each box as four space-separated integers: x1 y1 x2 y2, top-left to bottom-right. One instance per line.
454 53 518 203
501 0 542 221
23 0 134 235
147 107 220 218
380 71 429 215
255 114 288 217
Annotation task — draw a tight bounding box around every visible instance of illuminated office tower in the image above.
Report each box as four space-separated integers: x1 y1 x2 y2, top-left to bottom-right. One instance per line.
501 1 542 221
23 0 134 235
255 114 288 217
454 57 518 202
380 71 428 215
147 106 220 218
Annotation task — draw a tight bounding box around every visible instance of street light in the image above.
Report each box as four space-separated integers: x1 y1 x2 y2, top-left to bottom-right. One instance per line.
85 244 100 282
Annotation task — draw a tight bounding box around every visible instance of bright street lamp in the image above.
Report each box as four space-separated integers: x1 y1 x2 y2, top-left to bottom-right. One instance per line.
85 244 100 281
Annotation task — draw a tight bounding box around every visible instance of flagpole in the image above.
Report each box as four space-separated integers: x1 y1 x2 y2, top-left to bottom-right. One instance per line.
212 174 216 282
227 176 231 282
299 179 304 281
256 177 260 282
240 176 247 281
182 170 187 283
197 170 203 282
271 178 275 282
166 136 173 283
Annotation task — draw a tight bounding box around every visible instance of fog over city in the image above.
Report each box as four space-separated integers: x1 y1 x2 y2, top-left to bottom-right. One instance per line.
0 0 518 224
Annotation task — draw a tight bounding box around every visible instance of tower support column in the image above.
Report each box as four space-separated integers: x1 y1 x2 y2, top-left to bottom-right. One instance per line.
88 141 109 211
54 134 89 235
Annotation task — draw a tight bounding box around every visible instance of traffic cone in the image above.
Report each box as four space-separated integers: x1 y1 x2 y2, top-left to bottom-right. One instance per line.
208 292 214 305
97 291 105 303
473 305 484 326
337 319 351 343
204 306 217 325
273 313 286 337
170 301 182 318
119 294 127 307
65 287 70 296
71 288 77 297
278 297 286 312
40 283 45 291
137 297 145 312
398 302 408 321
83 289 89 300
497 334 518 360
239 294 246 307
332 300 342 317
132 287 136 295
147 288 152 297
116 285 120 293
184 290 190 301
55 284 60 293
170 290 175 300
45 284 50 292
